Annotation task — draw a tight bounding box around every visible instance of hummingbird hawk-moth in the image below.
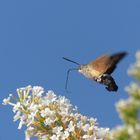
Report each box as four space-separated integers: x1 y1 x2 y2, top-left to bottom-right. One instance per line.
63 52 127 92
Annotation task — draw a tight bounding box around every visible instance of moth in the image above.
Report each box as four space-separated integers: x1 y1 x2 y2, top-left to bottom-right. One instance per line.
63 52 127 92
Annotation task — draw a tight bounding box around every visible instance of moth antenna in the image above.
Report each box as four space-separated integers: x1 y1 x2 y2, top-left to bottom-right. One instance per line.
65 68 78 92
63 57 80 66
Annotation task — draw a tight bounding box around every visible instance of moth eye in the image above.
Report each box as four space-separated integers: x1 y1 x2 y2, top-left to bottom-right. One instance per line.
79 66 82 70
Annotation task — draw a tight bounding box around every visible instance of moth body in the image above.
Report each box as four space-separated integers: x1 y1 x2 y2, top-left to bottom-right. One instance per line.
78 65 101 80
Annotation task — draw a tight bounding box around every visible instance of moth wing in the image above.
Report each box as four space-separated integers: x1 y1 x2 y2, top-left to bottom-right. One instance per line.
89 52 127 75
89 54 111 75
106 52 127 74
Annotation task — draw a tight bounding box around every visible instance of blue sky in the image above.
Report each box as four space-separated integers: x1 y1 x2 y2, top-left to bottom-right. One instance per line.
0 0 140 139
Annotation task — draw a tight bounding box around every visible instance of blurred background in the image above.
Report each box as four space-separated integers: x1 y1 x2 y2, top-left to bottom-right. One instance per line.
0 0 140 139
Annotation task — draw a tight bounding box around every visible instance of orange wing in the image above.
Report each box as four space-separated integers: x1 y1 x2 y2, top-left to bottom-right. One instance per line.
89 54 111 75
89 52 127 75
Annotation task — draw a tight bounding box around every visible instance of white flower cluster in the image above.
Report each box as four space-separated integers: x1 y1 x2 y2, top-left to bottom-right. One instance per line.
128 51 140 79
116 97 140 125
3 85 110 140
125 82 140 99
111 125 140 140
110 51 140 140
